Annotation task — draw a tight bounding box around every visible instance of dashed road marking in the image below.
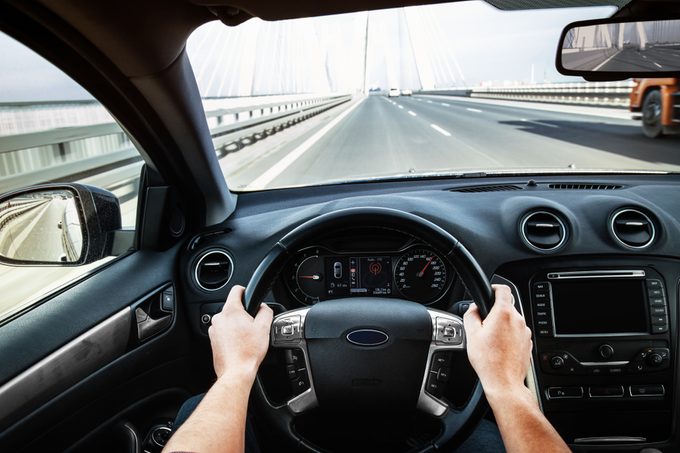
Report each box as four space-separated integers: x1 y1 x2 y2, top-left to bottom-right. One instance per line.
466 108 483 113
430 124 451 136
408 111 417 116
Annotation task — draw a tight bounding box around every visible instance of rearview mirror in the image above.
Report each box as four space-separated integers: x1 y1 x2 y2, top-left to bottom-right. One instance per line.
0 184 122 265
557 18 680 79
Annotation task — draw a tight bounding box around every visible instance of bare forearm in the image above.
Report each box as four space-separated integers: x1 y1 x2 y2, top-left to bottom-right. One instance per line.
163 371 254 453
488 387 570 453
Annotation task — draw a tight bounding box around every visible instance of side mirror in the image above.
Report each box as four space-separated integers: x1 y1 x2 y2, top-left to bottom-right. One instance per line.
557 18 680 79
0 184 122 266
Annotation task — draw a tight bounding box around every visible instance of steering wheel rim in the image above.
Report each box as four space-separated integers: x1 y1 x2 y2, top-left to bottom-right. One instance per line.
244 207 493 452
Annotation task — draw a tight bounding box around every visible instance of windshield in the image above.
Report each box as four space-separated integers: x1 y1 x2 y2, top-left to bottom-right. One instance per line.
186 1 680 191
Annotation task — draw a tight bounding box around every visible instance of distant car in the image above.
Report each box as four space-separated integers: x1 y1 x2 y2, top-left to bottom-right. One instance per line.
401 89 412 96
388 88 400 97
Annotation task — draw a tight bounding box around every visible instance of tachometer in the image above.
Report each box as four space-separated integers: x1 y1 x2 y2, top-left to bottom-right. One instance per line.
395 249 448 303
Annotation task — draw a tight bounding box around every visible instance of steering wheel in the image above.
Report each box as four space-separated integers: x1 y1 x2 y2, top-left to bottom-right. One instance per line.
244 207 494 452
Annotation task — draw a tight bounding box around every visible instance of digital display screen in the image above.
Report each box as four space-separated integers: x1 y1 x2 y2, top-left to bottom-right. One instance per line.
324 256 392 298
552 279 648 335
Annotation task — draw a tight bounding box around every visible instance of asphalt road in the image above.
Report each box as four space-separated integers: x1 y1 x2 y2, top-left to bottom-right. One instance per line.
598 46 680 72
228 94 680 190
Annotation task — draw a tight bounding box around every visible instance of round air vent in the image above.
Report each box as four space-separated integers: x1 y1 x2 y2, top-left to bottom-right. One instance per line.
520 211 567 252
194 249 234 291
609 208 656 249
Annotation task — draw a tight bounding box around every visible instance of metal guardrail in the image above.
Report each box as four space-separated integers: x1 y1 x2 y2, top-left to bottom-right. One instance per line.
419 81 636 108
0 94 352 193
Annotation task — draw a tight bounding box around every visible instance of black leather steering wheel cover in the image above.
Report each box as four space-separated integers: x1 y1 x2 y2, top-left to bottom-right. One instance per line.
244 206 494 452
244 206 492 317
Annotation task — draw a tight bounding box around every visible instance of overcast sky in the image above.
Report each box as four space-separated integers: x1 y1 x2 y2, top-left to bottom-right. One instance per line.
0 1 615 102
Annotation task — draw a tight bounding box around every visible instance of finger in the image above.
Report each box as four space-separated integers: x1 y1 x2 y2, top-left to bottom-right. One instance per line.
463 302 482 335
223 285 246 311
254 303 274 330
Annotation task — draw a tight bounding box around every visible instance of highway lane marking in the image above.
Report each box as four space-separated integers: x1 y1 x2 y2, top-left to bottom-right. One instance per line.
430 124 451 136
246 98 365 189
466 108 482 113
654 62 663 68
408 110 417 116
521 118 559 128
592 50 621 71
441 103 450 107
427 100 433 103
398 105 404 109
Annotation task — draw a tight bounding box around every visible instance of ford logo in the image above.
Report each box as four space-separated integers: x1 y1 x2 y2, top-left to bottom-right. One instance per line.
346 329 389 346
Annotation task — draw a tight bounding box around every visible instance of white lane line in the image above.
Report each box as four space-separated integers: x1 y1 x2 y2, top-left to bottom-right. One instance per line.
592 50 621 71
521 118 559 128
427 100 433 104
430 124 451 136
246 98 365 189
654 62 663 68
441 102 450 107
466 108 482 113
398 105 404 109
408 110 417 116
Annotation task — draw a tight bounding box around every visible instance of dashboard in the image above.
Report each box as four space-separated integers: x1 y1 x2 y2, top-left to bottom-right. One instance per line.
180 173 680 451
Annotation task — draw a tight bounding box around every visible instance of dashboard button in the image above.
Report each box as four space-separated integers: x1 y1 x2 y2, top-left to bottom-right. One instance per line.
651 315 668 325
648 288 663 298
533 292 549 300
598 344 614 359
650 306 667 316
537 328 552 337
533 301 549 310
630 384 664 397
547 386 583 399
649 297 666 307
646 279 662 289
533 282 550 292
652 324 668 333
589 385 624 398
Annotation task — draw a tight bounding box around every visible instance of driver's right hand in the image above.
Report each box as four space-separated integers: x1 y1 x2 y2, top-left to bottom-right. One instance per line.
463 284 533 401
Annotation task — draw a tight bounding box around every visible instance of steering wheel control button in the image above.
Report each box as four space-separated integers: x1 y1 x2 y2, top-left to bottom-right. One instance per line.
588 385 624 398
434 317 463 345
272 315 302 345
200 314 212 325
547 386 583 399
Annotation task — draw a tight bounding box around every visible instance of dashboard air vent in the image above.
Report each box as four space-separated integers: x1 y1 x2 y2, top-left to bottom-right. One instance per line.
194 249 233 291
450 184 522 193
610 209 656 249
548 183 623 190
520 211 567 252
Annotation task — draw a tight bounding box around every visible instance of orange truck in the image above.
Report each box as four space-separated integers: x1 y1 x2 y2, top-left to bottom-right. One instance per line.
629 78 680 138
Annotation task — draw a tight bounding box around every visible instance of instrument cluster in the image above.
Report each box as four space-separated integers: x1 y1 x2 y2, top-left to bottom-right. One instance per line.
284 245 452 305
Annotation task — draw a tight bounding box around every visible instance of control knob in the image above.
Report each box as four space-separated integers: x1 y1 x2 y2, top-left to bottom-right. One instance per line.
598 344 614 360
550 356 565 369
647 352 664 367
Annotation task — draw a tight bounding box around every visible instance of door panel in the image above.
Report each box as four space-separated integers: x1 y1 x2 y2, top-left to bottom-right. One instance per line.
0 245 206 452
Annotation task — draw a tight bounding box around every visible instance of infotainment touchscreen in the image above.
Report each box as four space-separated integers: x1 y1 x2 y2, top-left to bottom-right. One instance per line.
551 279 648 335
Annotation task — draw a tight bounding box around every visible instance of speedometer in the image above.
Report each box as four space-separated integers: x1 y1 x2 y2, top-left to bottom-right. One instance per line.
395 249 448 303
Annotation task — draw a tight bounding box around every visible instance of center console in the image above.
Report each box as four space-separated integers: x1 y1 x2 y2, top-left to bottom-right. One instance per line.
505 263 678 448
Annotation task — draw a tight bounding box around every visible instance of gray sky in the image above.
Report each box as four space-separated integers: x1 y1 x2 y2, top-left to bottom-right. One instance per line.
0 1 616 102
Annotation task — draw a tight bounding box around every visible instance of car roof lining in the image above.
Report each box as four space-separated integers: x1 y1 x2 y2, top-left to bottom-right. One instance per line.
194 0 630 26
